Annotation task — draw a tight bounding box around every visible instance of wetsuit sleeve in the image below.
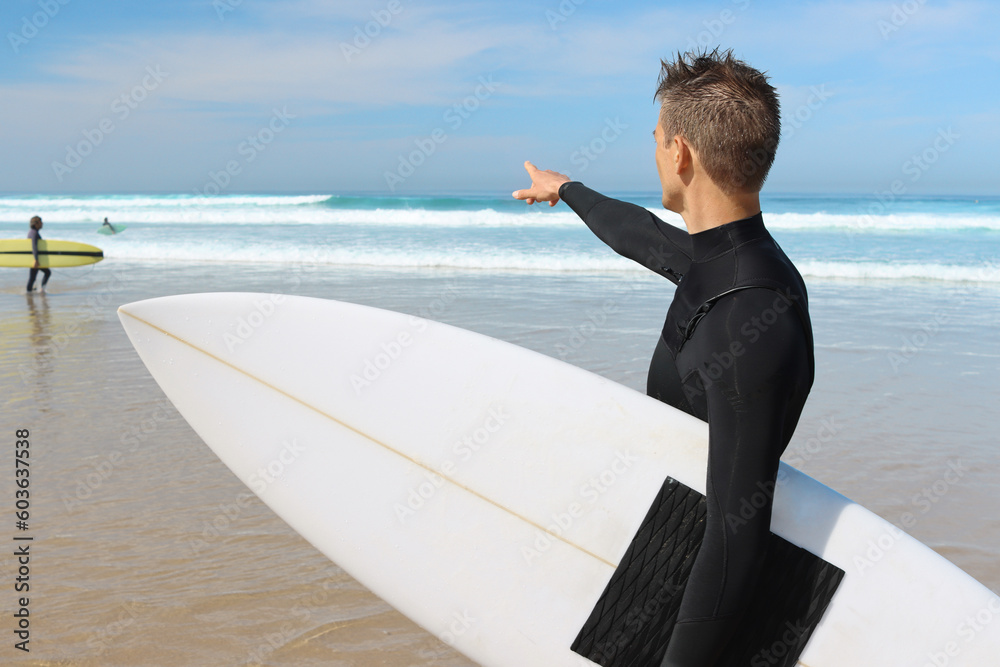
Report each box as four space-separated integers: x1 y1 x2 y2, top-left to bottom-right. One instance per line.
29 230 38 260
558 181 693 284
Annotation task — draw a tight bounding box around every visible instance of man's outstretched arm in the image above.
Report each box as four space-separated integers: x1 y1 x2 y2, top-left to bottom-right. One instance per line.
512 161 693 283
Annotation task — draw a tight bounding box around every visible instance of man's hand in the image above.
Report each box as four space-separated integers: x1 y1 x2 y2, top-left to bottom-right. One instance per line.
512 161 570 206
32 259 39 269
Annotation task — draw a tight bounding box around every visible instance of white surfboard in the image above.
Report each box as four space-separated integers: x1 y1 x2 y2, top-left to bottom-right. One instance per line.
119 293 1000 667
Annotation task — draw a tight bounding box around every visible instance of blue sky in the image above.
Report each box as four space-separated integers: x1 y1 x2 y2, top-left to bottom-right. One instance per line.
1 0 997 195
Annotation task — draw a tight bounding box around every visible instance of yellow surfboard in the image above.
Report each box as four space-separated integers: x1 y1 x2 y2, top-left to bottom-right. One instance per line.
0 239 104 268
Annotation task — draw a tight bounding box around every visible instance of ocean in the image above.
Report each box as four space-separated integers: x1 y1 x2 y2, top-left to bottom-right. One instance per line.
1 192 998 281
1 191 998 665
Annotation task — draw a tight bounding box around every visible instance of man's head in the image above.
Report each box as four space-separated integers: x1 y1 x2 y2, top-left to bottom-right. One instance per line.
654 48 780 206
30 216 42 229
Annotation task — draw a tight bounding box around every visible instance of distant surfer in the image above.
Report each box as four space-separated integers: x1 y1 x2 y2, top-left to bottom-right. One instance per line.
26 215 51 293
102 217 116 234
514 49 813 666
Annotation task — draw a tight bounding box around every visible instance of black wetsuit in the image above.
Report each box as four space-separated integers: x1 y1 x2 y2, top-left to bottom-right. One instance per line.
26 228 51 292
560 182 814 667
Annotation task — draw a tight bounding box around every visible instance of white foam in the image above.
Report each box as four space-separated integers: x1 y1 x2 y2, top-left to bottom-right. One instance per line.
797 261 1000 283
766 211 1000 232
3 204 997 232
2 195 998 231
103 242 635 272
0 204 569 227
97 239 1000 283
0 194 331 208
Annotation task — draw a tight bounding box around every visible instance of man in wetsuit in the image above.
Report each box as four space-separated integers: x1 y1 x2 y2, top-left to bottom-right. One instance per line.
513 49 813 666
27 215 52 293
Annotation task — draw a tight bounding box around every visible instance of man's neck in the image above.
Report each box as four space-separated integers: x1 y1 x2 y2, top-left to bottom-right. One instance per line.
677 188 761 235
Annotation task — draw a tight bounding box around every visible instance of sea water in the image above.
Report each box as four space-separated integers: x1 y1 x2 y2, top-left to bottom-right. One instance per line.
1 192 998 281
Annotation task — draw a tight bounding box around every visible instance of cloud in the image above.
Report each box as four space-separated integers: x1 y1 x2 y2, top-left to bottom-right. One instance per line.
7 4 750 111
2 0 997 194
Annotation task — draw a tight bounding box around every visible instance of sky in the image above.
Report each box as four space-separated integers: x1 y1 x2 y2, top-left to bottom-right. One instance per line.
0 0 998 196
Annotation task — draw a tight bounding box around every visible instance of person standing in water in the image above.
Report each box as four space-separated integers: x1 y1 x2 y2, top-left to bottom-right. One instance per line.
513 48 814 666
27 215 51 293
102 217 116 234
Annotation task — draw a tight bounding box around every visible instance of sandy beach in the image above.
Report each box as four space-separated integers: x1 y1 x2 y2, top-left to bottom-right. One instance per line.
1 256 998 666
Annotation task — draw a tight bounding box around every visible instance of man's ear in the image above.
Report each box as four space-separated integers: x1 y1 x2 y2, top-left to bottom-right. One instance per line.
672 135 691 173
